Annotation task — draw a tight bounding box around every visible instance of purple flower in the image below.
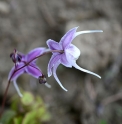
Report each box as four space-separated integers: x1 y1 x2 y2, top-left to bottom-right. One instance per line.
8 48 50 97
47 27 103 91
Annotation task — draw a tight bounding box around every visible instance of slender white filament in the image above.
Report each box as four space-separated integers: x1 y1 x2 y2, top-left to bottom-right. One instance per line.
13 80 23 97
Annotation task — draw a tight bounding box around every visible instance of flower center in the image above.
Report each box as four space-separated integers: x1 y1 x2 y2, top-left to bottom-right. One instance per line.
59 50 64 54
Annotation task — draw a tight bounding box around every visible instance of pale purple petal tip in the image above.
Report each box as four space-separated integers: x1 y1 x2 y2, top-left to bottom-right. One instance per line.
47 39 62 51
53 61 68 91
60 27 78 49
27 47 46 62
73 62 101 79
13 80 23 97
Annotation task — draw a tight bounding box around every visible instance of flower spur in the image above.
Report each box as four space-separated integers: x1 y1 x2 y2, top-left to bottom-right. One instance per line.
47 27 103 91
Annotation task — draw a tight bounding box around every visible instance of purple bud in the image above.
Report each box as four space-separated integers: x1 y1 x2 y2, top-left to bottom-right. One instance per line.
10 49 22 63
38 74 47 84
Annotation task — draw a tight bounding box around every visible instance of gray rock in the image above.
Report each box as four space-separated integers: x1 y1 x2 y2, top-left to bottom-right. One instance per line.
0 1 10 14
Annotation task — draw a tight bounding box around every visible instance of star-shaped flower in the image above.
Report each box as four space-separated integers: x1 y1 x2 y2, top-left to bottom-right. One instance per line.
47 27 103 91
8 48 48 97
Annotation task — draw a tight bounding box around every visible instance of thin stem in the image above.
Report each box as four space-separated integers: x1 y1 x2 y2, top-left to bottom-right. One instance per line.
0 80 11 117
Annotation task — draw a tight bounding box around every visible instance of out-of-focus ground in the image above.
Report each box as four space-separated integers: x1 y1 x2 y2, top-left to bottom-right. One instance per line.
0 0 122 123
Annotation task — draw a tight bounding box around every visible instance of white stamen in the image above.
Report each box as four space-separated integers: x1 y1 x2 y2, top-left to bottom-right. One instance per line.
13 80 23 97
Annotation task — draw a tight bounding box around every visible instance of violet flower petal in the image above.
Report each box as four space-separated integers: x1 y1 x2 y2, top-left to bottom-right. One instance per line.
8 63 25 81
48 54 61 77
60 27 78 49
73 62 101 78
60 53 72 67
65 44 80 61
53 60 68 91
26 63 42 78
8 63 25 97
27 47 46 62
47 39 62 51
13 80 23 97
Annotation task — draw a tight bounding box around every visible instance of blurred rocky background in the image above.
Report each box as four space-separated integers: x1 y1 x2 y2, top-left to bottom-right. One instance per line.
0 0 122 123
